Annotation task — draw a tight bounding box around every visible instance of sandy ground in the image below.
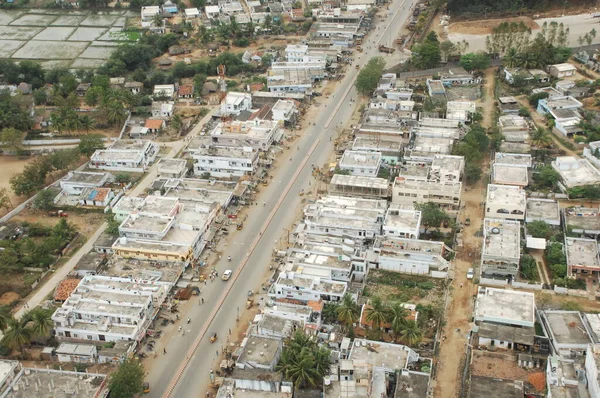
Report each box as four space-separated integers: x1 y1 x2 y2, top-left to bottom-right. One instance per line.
434 68 496 398
0 156 35 217
444 13 600 52
448 16 539 35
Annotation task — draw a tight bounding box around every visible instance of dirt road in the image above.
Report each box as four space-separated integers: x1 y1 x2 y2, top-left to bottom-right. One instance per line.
434 68 496 398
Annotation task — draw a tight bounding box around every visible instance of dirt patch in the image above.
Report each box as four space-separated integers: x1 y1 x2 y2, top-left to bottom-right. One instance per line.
0 156 36 216
471 350 542 383
0 292 21 306
448 16 539 35
11 210 105 240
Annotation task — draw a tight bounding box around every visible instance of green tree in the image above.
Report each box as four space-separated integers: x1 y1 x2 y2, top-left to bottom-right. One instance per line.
102 100 127 130
0 128 24 154
85 86 104 107
0 307 10 332
33 190 56 211
108 358 145 398
78 115 96 134
546 242 566 266
520 254 539 280
27 308 53 339
459 52 490 71
2 317 31 354
276 330 330 389
529 92 549 107
78 134 105 156
388 302 409 340
0 188 12 213
534 165 560 189
106 210 121 235
336 293 359 329
355 57 386 97
464 163 482 184
399 320 422 346
32 89 48 106
365 296 390 331
415 202 448 233
527 220 552 239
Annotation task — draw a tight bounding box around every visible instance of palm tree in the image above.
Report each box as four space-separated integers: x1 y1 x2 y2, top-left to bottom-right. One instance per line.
2 317 31 353
336 293 359 329
216 24 231 44
388 303 410 340
0 307 10 332
102 100 126 131
531 127 553 149
313 347 330 379
28 308 53 339
286 349 319 389
171 114 183 132
399 320 422 346
198 25 213 45
365 296 390 331
503 48 519 68
78 115 96 134
151 14 164 29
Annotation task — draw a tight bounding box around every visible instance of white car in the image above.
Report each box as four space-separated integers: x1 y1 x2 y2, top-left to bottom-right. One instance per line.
466 268 474 280
222 270 232 281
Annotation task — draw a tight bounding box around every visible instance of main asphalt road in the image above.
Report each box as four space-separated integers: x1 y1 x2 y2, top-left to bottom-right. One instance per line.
147 1 419 396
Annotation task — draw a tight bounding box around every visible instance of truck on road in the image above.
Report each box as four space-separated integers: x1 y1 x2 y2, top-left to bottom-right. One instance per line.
378 45 395 54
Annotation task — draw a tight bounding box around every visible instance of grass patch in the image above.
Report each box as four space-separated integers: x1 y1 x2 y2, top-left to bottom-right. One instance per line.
366 270 444 304
109 30 141 42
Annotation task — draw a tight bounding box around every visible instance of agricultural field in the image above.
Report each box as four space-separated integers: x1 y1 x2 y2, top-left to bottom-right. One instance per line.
0 9 139 69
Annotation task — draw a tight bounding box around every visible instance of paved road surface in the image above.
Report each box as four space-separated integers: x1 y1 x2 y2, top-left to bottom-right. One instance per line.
149 1 419 396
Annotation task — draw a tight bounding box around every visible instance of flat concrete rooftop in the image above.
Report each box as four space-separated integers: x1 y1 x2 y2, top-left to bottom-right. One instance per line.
565 207 600 232
486 184 526 206
566 238 600 268
495 152 532 167
3 368 106 398
492 164 528 186
238 335 281 366
339 150 382 168
482 218 521 260
329 174 389 190
526 199 560 223
475 287 535 326
62 171 109 186
348 339 413 371
544 311 592 346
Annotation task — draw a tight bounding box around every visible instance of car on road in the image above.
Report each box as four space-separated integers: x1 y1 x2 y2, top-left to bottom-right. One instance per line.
222 270 232 281
467 268 474 280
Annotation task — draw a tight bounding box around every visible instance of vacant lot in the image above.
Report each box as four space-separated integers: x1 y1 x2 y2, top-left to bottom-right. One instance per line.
366 269 445 305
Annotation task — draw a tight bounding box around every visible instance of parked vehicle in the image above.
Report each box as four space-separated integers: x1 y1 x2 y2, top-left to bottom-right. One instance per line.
467 268 474 280
48 210 68 217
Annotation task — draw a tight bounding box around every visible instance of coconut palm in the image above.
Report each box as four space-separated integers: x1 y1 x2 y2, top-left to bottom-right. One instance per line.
503 47 519 68
0 307 10 332
28 308 53 339
170 114 183 132
531 127 553 149
102 100 126 130
286 349 319 389
276 331 330 390
365 296 390 331
2 317 31 353
399 320 422 346
336 293 359 329
151 14 164 29
388 302 410 340
78 115 96 134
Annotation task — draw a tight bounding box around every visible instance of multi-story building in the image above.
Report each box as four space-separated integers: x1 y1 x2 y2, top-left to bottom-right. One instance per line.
338 150 382 177
485 184 526 221
269 271 347 302
481 218 521 277
52 275 170 342
369 236 451 274
206 119 281 151
220 92 252 116
565 237 600 280
191 146 259 178
382 205 421 239
89 140 159 172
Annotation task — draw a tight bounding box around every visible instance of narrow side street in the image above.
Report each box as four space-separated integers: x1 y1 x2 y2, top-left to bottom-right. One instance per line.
433 67 496 398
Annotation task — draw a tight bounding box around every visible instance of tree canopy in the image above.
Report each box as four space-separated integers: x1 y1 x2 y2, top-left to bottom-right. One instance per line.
415 202 449 233
276 331 331 390
108 358 145 398
355 57 386 97
459 52 490 71
411 32 442 69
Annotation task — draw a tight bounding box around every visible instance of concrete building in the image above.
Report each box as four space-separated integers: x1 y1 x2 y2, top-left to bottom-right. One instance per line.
348 339 421 374
537 95 583 115
565 206 600 236
494 152 532 167
552 156 600 188
392 178 462 214
526 198 561 226
236 334 283 371
351 138 402 165
271 100 298 126
583 141 600 170
302 196 387 243
140 5 160 27
156 158 188 178
370 235 450 274
220 92 252 116
269 271 347 302
206 120 281 151
475 287 535 328
565 237 600 280
338 150 382 177
382 205 421 239
440 67 482 85
153 84 176 99
160 177 237 210
56 343 98 363
192 147 259 178
52 275 170 342
540 311 593 355
89 140 159 172
481 218 521 277
59 171 113 195
328 174 389 199
585 344 600 398
491 163 529 186
430 154 464 184
446 101 476 122
78 187 114 207
549 63 577 78
485 184 526 221
0 365 107 398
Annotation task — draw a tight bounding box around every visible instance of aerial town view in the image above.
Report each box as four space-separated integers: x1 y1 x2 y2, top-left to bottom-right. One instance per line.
3 0 600 396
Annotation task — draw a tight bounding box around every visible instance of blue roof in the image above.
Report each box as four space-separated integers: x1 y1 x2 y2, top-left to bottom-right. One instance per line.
164 6 178 12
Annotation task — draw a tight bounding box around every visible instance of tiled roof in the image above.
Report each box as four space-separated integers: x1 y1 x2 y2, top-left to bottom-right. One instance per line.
54 278 80 301
145 119 164 130
178 85 193 96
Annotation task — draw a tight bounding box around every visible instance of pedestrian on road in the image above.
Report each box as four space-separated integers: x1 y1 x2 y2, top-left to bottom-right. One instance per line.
216 350 219 356
460 282 464 288
163 348 167 355
229 328 231 335
202 298 205 304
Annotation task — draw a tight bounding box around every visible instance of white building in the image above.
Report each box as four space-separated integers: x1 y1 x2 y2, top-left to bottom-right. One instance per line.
526 198 560 226
52 275 170 342
192 147 258 178
338 150 382 177
370 235 450 275
392 178 462 214
141 6 160 27
382 205 421 239
481 218 521 277
157 158 188 178
485 184 526 221
475 287 535 328
549 63 577 78
585 344 600 398
269 271 347 302
220 92 252 116
565 237 600 280
446 101 476 122
59 171 112 195
206 120 281 151
89 140 159 172
153 84 176 99
271 99 298 126
552 156 600 188
302 195 387 243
